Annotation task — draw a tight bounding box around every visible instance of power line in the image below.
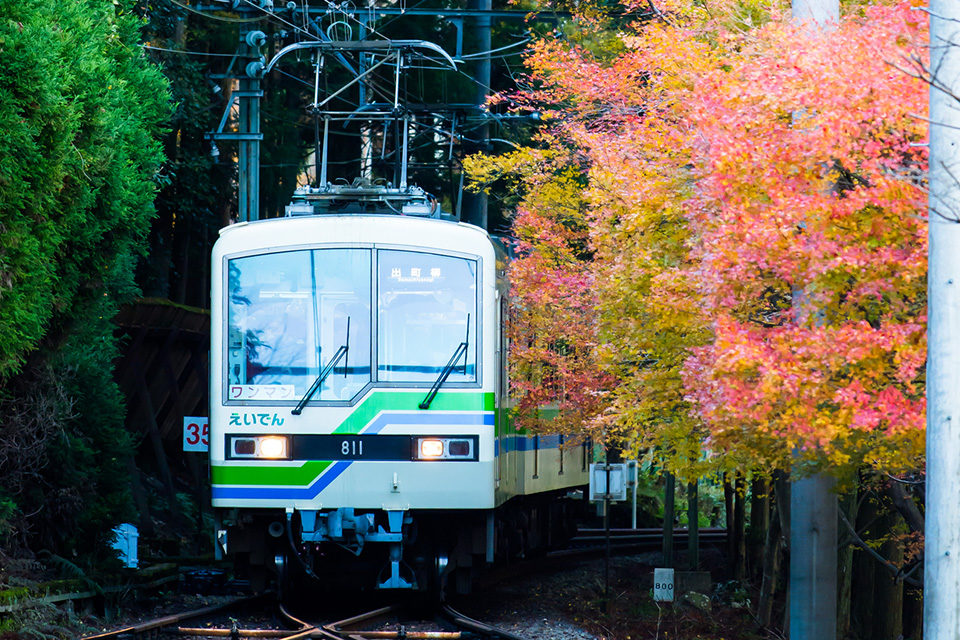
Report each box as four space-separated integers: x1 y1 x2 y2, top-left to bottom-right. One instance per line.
142 43 238 57
459 37 530 59
166 0 265 22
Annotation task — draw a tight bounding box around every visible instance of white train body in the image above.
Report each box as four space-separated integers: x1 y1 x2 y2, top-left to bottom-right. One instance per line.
209 214 588 590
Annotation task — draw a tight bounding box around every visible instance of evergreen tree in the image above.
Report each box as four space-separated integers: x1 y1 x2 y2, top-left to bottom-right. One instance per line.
0 0 169 560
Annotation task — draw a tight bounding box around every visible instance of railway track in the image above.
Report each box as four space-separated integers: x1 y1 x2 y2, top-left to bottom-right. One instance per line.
79 594 266 639
83 600 526 639
79 526 726 639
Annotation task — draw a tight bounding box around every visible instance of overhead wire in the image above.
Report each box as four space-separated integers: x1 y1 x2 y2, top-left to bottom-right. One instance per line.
142 43 239 56
458 37 531 59
165 0 265 22
165 0 529 185
233 0 406 106
239 0 324 42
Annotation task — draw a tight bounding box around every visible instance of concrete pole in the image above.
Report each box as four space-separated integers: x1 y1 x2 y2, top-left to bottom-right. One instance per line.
789 474 837 640
460 0 490 230
788 2 838 639
925 3 960 638
238 27 262 222
791 0 837 30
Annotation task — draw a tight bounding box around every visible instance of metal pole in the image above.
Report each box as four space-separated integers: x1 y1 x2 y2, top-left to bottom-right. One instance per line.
400 116 410 189
320 117 330 186
926 2 960 638
460 0 490 229
237 28 262 222
359 17 372 181
604 461 611 612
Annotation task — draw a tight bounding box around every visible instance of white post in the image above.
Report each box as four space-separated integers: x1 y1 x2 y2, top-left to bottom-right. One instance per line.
789 2 839 639
925 2 960 638
791 0 837 30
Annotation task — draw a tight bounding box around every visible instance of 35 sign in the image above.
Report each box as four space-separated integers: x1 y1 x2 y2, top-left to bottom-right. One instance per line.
183 417 209 452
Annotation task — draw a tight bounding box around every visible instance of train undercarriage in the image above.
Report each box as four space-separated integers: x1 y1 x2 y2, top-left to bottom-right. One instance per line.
218 489 585 597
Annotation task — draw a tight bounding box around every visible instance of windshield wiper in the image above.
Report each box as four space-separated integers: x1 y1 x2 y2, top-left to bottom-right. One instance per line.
419 314 470 410
292 317 350 415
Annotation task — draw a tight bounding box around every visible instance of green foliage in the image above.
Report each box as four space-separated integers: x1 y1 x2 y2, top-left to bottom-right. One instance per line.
0 0 170 377
0 0 169 561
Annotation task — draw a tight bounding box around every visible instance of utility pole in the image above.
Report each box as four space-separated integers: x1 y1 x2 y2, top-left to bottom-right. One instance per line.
925 2 960 638
789 1 838 639
238 27 265 222
459 0 491 230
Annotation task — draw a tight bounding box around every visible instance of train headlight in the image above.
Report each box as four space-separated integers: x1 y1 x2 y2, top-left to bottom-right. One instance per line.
414 437 476 460
230 435 290 460
419 439 444 458
259 436 288 459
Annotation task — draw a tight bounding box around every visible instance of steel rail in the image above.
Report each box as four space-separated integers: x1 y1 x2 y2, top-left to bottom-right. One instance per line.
179 629 292 637
79 594 265 639
438 604 525 640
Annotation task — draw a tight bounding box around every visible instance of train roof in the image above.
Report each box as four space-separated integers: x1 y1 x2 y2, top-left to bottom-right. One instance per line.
214 214 496 259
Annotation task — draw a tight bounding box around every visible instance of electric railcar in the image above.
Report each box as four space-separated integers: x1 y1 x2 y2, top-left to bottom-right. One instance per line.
209 206 590 592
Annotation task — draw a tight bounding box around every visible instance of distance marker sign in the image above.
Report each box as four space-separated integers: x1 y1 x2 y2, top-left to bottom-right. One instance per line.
183 417 209 452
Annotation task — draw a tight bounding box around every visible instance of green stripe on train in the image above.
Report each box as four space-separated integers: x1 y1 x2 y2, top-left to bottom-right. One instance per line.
212 390 494 486
212 460 333 486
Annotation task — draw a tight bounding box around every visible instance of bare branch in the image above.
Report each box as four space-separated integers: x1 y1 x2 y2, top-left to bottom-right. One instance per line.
838 509 923 588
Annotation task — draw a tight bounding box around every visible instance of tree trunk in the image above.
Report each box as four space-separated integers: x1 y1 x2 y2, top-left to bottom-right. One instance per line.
688 480 699 570
758 492 782 628
851 492 878 638
774 471 791 635
903 587 923 640
749 476 770 579
836 488 858 640
734 474 747 580
871 506 904 640
725 476 735 574
126 455 154 537
663 472 675 567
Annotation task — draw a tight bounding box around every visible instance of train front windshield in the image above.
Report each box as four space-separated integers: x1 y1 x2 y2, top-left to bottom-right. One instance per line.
226 248 477 403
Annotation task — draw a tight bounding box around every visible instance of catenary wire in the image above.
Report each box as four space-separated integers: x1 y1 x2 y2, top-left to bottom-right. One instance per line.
165 0 266 22
142 43 239 57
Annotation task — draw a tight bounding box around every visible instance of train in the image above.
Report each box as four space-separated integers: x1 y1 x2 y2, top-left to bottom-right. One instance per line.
209 186 592 594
